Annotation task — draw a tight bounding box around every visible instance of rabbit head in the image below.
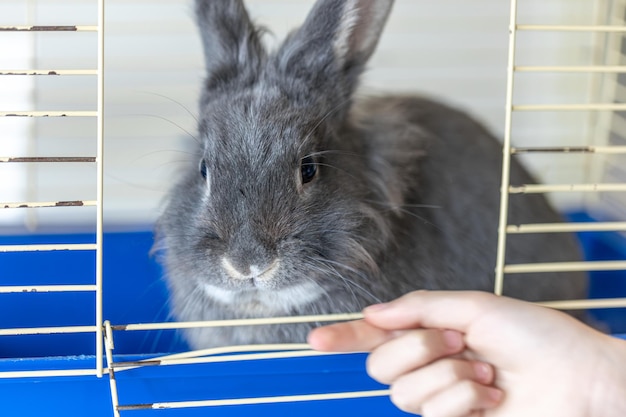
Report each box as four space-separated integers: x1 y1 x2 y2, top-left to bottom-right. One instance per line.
156 0 406 320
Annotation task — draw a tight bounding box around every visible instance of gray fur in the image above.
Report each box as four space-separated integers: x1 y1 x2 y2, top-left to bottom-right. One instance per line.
155 0 587 349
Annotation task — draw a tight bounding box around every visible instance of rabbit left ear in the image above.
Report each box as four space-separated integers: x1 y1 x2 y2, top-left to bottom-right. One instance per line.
195 0 266 94
274 0 394 99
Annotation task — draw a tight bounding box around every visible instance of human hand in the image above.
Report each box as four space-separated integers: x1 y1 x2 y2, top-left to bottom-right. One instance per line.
308 291 626 417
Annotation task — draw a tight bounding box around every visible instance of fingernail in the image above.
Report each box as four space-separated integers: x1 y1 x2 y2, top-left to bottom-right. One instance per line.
473 362 493 384
487 387 504 404
442 330 464 351
364 303 389 313
307 327 335 351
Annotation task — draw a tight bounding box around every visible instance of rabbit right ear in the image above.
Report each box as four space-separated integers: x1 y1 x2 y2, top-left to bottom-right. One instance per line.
273 0 394 107
195 0 266 94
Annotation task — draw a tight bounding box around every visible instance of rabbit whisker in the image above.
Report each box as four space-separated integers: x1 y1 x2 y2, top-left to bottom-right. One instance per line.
136 149 199 161
300 263 349 311
135 90 200 124
310 162 360 182
365 200 442 210
306 254 381 304
306 149 365 159
131 113 201 146
362 199 444 233
304 256 360 306
298 96 355 154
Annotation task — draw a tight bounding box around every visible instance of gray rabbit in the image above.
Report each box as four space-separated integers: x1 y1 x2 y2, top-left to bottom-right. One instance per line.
155 0 587 349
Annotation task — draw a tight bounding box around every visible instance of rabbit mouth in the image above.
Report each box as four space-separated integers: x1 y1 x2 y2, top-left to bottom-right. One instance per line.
200 280 324 310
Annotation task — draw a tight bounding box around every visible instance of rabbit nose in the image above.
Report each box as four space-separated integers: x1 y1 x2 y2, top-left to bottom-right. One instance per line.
221 256 279 281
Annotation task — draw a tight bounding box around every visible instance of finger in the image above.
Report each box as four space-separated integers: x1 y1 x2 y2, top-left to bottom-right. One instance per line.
363 290 502 332
388 358 495 412
417 380 503 417
366 329 465 384
307 319 399 352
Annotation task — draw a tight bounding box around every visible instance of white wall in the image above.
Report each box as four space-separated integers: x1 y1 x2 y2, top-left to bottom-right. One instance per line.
0 2 35 229
0 0 613 230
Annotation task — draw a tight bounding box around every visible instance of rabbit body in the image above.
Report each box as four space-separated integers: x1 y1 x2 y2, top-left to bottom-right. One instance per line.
155 0 587 349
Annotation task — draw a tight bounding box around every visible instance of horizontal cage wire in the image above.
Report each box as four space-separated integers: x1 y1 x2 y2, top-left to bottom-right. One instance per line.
1 0 626 416
494 0 626 311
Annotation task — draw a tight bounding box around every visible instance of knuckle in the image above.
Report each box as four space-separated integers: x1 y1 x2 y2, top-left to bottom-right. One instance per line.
440 358 466 379
406 329 437 355
420 402 445 417
405 290 424 302
402 330 425 350
460 379 484 401
365 352 390 383
389 383 422 414
469 290 497 307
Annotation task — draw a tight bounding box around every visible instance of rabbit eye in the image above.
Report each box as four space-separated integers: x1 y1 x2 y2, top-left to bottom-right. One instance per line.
200 159 208 180
300 156 317 184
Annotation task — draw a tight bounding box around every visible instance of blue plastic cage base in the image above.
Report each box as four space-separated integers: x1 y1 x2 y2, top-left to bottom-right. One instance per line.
0 353 407 417
1 211 625 416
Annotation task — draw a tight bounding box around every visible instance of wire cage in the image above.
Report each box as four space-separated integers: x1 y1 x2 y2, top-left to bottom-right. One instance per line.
1 0 626 416
0 0 106 379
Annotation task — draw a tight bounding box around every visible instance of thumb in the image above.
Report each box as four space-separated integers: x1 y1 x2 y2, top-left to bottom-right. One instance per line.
363 290 497 333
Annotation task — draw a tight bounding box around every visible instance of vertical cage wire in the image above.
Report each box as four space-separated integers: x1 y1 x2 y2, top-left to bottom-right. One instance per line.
494 0 519 297
96 0 105 379
494 0 626 310
0 0 105 378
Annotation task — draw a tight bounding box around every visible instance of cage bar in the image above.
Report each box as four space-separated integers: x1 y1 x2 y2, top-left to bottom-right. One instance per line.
1 200 96 209
515 65 626 72
0 69 97 75
0 243 97 252
0 325 98 336
117 390 392 411
0 157 96 163
0 25 97 32
509 183 626 193
95 0 106 379
104 321 122 417
0 285 97 293
511 146 626 154
516 24 626 32
113 312 364 332
503 260 626 274
0 111 97 117
513 103 626 111
494 0 519 295
0 369 98 379
506 221 626 233
111 348 346 373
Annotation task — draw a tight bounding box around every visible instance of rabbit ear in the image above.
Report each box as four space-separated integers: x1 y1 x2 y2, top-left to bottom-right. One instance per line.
275 0 394 101
195 0 266 93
